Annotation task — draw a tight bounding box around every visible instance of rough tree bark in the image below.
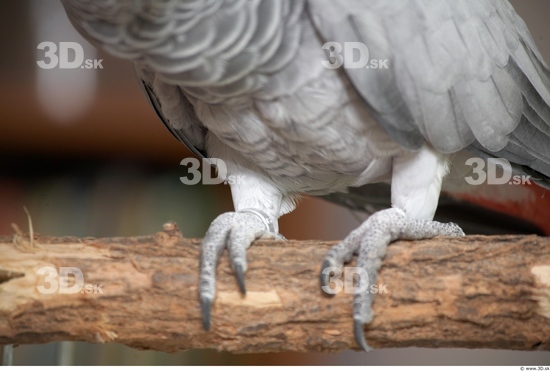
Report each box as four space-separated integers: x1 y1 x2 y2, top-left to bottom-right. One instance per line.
0 223 549 353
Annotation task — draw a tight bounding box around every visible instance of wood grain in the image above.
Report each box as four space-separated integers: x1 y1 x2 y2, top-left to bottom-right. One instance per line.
0 223 549 353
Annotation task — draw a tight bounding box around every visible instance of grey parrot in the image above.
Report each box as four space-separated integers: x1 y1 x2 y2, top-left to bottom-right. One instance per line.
60 0 550 351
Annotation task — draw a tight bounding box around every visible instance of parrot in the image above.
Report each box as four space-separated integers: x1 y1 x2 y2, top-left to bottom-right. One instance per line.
60 0 550 351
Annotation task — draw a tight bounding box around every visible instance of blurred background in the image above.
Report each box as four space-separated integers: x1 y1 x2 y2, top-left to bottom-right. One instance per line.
0 0 549 366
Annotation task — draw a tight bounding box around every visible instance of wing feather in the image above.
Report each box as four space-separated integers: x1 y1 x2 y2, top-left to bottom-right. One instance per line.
308 0 550 180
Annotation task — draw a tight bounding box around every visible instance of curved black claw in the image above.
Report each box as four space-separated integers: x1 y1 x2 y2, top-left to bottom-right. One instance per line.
201 297 212 331
354 319 372 352
234 263 246 294
319 259 333 291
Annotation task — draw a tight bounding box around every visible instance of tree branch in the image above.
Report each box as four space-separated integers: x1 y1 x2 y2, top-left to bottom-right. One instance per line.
1 223 549 353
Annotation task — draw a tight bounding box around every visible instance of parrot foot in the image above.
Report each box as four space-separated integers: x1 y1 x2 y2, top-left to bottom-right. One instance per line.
199 210 279 331
320 207 464 351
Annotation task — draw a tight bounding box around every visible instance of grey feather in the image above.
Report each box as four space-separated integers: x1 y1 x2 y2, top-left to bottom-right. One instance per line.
134 63 207 158
61 0 550 200
309 0 550 183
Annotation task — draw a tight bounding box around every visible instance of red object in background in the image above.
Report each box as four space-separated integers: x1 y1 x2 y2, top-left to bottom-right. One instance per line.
455 183 550 235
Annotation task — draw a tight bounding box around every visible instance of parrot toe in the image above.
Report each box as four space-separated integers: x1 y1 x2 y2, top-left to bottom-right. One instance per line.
321 207 465 351
199 211 272 331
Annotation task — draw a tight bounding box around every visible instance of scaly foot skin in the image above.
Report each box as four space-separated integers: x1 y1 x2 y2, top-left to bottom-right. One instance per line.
320 207 465 351
199 209 278 331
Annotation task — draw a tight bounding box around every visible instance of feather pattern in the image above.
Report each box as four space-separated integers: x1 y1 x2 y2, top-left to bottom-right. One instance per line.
60 0 550 214
309 0 550 181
